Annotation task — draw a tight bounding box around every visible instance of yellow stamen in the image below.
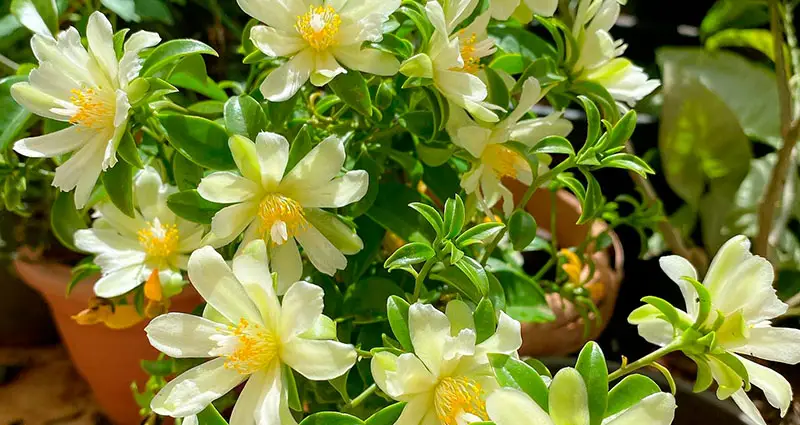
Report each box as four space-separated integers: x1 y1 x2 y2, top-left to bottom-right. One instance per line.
560 248 583 284
224 318 279 375
69 87 114 129
258 193 308 242
456 32 482 74
483 145 528 179
434 376 488 425
138 221 180 262
296 5 342 51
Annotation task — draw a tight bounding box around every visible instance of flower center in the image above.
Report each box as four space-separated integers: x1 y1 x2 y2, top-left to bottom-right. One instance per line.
137 219 180 261
69 87 114 129
258 193 308 244
296 5 342 51
483 145 528 179
434 376 488 425
223 319 279 375
458 33 481 74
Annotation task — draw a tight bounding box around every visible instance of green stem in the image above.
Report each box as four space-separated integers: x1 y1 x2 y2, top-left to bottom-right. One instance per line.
347 384 377 408
412 258 436 302
607 343 682 381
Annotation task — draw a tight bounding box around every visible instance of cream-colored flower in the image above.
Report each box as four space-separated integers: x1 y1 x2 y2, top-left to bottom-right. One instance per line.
11 12 160 208
371 300 522 425
199 132 367 293
401 1 499 123
630 235 800 425
240 0 401 101
146 241 356 423
447 78 572 216
570 0 659 107
490 0 558 20
486 371 676 425
74 167 205 299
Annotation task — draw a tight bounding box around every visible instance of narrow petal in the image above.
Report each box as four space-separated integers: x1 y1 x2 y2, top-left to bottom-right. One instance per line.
332 46 400 76
524 0 558 17
294 225 347 276
739 356 792 416
119 30 161 88
395 393 435 425
490 0 522 20
408 303 451 376
228 369 269 425
232 240 281 329
505 78 542 125
604 393 676 425
340 0 400 21
279 281 324 340
209 202 258 247
51 133 107 208
199 172 260 204
310 51 347 87
260 49 314 102
255 131 290 190
253 362 298 425
269 238 303 295
151 357 246 417
146 313 226 358
10 82 71 121
187 246 263 325
730 390 767 425
281 135 345 194
250 25 306 57
236 0 305 32
659 256 699 318
487 388 554 425
280 338 356 380
734 327 800 364
74 228 141 254
93 264 150 298
135 167 166 221
476 312 522 357
95 201 146 238
704 235 752 295
294 170 368 208
86 12 119 82
455 126 492 158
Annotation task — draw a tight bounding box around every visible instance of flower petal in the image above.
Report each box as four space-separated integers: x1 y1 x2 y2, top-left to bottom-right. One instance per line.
738 356 792 416
119 30 161 88
93 263 150 298
260 49 314 102
305 209 364 255
255 131 290 190
232 240 281 329
490 0 521 20
209 202 258 248
13 125 88 158
187 246 263 325
659 255 699 318
10 82 71 121
730 390 767 425
476 312 522 358
280 338 356 380
279 281 324 340
145 313 225 358
253 363 298 425
294 225 347 276
310 51 347 87
86 12 118 83
408 303 451 376
294 170 368 208
734 326 800 364
281 135 345 194
228 369 269 425
486 388 554 425
395 393 436 425
549 368 590 425
51 133 107 209
199 172 260 204
505 78 541 125
332 46 400 76
74 228 141 254
151 357 246 417
250 25 306 57
269 237 303 294
604 393 676 425
236 0 305 32
135 166 167 221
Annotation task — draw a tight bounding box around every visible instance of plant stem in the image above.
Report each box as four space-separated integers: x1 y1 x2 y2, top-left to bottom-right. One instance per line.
347 384 377 409
0 53 19 73
412 258 436 301
757 0 799 257
607 343 682 381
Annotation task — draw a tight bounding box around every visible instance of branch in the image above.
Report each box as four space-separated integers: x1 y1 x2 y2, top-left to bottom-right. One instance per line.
756 0 799 257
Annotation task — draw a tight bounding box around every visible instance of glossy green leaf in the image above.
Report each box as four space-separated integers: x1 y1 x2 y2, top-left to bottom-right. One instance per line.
225 95 267 139
432 264 484 302
117 132 143 169
401 111 436 140
700 0 768 37
530 136 574 156
159 114 235 170
456 222 505 248
299 412 363 425
11 0 57 36
524 358 552 378
409 202 444 236
576 342 608 425
283 364 302 411
367 182 434 243
365 402 406 425
443 195 466 239
102 160 135 218
167 190 226 224
329 70 372 117
141 39 218 77
172 152 205 192
641 296 692 329
454 257 489 300
603 110 637 151
384 242 436 271
485 66 510 109
600 153 654 176
102 0 139 21
196 404 229 425
577 172 604 224
473 298 497 344
489 353 549 411
387 295 412 351
488 259 554 323
578 96 601 147
508 210 537 251
50 191 88 253
606 374 661 417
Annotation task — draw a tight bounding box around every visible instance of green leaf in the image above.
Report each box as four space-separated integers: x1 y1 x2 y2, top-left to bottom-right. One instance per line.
530 136 574 156
443 195 466 239
328 70 372 117
454 257 489 300
484 66 510 109
10 0 57 37
196 404 229 425
490 54 527 75
432 264 484 302
168 55 227 101
367 182 435 243
141 39 218 77
575 342 608 425
409 202 444 236
384 242 436 271
158 114 236 170
140 358 173 376
706 28 778 62
102 160 136 218
603 110 637 151
102 0 140 21
286 125 313 174
224 95 266 139
456 222 505 248
365 402 406 425
489 23 558 61
489 353 549 411
136 0 173 24
488 259 554 323
606 374 661 417
658 47 778 147
345 152 381 218
167 190 226 224
524 358 552 378
578 96 601 147
117 132 143 169
283 364 302 411
266 91 300 131
172 152 204 192
50 191 87 253
687 354 714 393
67 260 100 295
401 111 436 140
299 412 363 425
387 295 412 351
508 210 537 251
343 277 404 317
700 0 769 37
473 298 497 344
578 172 604 224
713 352 751 391
0 76 33 151
600 153 654 176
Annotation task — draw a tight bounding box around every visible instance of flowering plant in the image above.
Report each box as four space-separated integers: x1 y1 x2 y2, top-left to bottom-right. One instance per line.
1 0 797 425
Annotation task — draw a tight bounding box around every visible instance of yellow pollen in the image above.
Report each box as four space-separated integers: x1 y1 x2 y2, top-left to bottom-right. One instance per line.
137 221 180 261
435 376 488 425
69 87 113 129
258 193 308 242
224 318 279 375
483 145 527 179
455 32 481 74
296 5 342 51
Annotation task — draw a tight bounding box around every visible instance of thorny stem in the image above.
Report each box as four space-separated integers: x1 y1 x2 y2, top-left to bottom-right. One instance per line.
607 342 682 381
756 0 800 257
412 258 436 302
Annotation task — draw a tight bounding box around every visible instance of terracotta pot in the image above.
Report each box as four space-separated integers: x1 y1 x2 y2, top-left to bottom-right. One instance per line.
14 252 203 425
505 180 624 357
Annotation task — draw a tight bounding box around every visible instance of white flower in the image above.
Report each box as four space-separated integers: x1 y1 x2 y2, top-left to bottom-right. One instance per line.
485 370 676 425
370 300 522 425
630 235 800 425
146 241 357 422
404 1 500 123
199 132 368 293
240 0 401 102
447 78 572 216
490 0 558 21
569 0 659 107
11 12 160 208
74 167 205 299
